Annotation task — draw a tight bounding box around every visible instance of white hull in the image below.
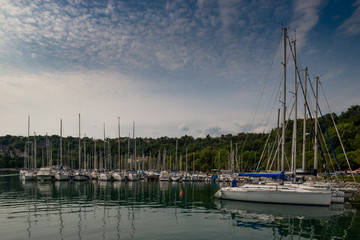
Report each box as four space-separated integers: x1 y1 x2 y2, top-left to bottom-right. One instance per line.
215 184 332 206
128 172 140 181
24 172 37 181
99 173 112 181
159 171 170 181
37 175 53 181
37 167 53 181
55 172 69 181
285 183 345 203
170 176 180 182
113 173 126 181
73 174 88 181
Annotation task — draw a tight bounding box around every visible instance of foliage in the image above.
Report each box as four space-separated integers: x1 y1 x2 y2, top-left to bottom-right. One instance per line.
0 106 360 172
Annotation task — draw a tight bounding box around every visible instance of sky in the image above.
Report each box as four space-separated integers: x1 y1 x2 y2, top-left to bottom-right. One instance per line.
0 0 359 139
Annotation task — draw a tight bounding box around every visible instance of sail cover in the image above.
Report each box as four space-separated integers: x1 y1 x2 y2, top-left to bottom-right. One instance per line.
238 171 287 181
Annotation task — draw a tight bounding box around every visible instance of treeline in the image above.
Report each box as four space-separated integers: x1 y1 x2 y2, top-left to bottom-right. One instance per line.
1 105 359 172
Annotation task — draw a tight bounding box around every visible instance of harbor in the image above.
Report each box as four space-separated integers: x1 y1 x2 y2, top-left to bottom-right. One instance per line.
1 171 360 240
1 1 360 239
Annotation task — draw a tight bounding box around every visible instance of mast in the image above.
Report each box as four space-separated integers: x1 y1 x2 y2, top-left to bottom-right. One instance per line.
175 139 178 172
60 119 63 167
132 121 135 170
27 116 30 169
230 140 234 172
128 133 130 170
281 27 287 172
78 114 81 171
186 148 188 173
314 76 319 171
103 123 106 171
291 39 297 176
94 139 97 170
118 117 121 170
277 108 280 171
302 68 308 171
84 135 86 170
34 132 37 169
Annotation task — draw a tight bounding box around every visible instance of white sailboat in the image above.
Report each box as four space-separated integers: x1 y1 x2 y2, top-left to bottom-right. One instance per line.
159 171 170 181
99 123 112 181
37 166 54 181
36 131 54 181
128 121 140 181
55 119 69 181
215 183 332 206
23 116 37 181
214 28 334 206
73 114 88 181
113 117 126 181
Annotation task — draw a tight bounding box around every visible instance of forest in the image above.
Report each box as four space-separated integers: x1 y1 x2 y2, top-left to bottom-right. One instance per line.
1 105 359 173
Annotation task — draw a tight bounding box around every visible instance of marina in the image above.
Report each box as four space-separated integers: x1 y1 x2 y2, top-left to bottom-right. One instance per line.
1 1 360 239
1 171 360 240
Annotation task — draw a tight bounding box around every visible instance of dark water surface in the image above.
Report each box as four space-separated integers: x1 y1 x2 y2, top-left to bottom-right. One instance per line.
0 171 359 240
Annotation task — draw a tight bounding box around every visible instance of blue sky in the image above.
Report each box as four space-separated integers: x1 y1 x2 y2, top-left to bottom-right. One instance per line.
0 0 359 139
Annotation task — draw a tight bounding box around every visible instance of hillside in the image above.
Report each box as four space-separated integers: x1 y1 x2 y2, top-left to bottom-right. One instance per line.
1 105 359 173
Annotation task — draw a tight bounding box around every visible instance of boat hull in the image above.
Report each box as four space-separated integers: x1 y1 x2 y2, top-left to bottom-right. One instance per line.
215 186 332 206
113 173 125 181
55 172 69 181
99 173 112 181
37 175 53 181
73 174 88 181
128 173 140 181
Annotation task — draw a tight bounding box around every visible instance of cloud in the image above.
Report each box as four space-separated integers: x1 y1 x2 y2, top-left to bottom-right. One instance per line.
337 0 360 36
177 123 189 132
290 0 323 48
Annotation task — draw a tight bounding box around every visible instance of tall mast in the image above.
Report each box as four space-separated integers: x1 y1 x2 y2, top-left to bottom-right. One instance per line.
302 68 308 171
103 123 106 171
60 119 63 167
94 139 97 170
34 132 37 169
281 27 287 172
276 108 280 171
186 148 188 173
84 135 86 169
118 117 121 170
128 133 130 170
291 39 297 176
314 76 319 171
132 121 135 170
78 114 81 171
175 138 178 171
27 116 30 169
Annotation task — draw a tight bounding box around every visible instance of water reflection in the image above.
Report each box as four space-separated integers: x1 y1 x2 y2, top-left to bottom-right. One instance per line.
215 199 357 239
0 173 358 240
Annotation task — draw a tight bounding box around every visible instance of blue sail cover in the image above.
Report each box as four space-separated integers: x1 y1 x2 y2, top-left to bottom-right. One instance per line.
238 171 287 181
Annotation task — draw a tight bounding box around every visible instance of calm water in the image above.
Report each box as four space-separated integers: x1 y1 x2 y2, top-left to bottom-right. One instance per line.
1 171 359 240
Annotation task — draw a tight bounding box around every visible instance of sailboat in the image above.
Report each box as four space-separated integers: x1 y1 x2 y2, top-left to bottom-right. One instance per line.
36 132 54 181
214 28 333 206
73 114 88 181
55 119 69 181
23 116 37 181
113 117 126 181
99 123 112 181
128 121 140 181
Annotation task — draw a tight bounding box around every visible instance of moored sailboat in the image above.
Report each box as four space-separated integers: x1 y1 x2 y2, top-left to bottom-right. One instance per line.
214 28 339 206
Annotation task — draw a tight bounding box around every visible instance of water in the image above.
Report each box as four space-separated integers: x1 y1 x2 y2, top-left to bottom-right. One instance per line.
0 171 359 240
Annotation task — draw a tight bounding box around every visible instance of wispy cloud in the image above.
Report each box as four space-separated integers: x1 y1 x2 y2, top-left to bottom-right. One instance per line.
290 0 323 48
0 1 357 138
337 0 360 36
